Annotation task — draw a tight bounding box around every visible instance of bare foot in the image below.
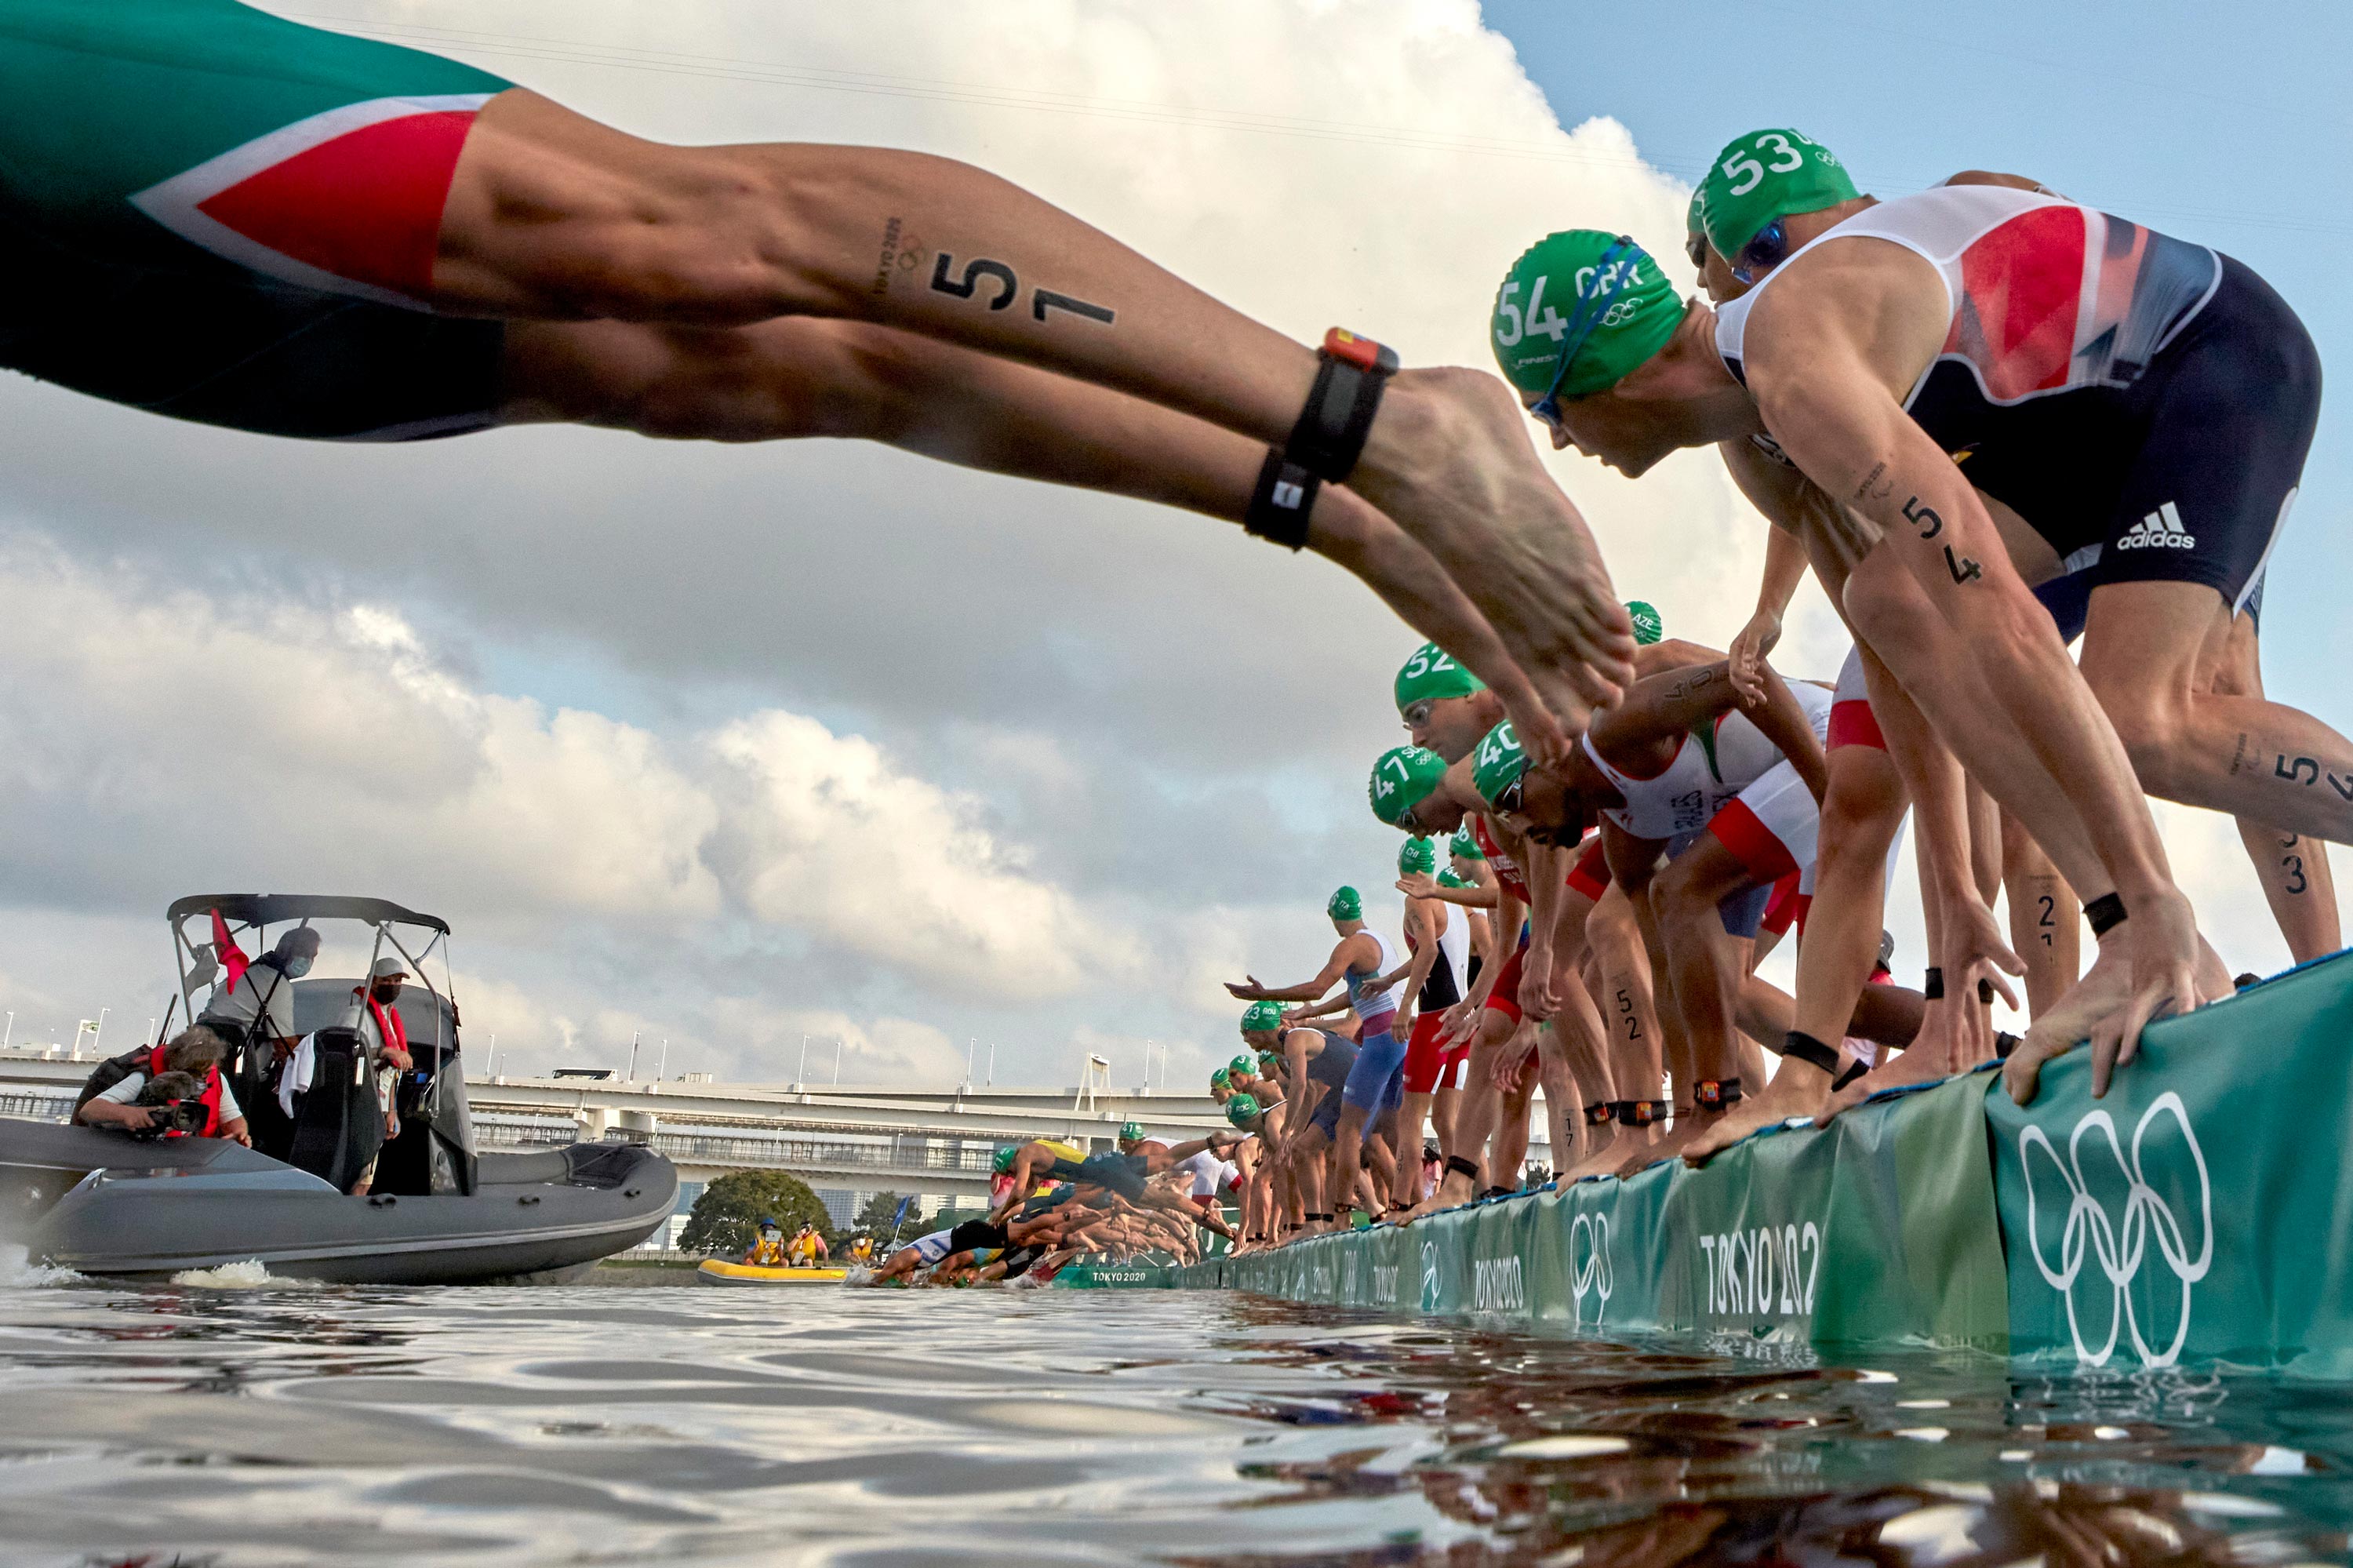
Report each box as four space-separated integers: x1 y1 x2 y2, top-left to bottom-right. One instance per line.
1815 1045 1955 1125
2001 938 2133 1108
1616 1112 1718 1176
1685 1066 1833 1165
1351 368 1637 733
1557 1132 1630 1184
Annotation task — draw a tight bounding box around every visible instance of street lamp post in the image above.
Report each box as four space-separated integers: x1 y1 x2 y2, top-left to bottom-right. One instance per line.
798 1035 809 1089
91 1007 107 1058
625 1030 641 1082
832 1036 843 1085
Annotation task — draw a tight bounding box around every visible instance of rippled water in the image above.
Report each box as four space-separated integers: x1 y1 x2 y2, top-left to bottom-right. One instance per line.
5 1261 2351 1567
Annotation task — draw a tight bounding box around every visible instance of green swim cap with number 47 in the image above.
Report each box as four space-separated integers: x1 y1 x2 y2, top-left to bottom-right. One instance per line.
1369 745 1449 827
1492 231 1682 399
1700 129 1857 262
1394 642 1485 711
1241 1000 1285 1035
1471 721 1529 809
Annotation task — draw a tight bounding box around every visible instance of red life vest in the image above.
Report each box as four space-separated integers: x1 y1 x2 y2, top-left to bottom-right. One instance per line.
147 1042 224 1138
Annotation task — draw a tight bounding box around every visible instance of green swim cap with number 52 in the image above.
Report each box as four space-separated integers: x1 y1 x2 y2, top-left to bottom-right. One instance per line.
1394 642 1486 711
1492 231 1682 399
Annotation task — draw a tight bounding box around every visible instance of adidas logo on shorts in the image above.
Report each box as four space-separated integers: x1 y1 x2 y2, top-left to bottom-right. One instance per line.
2117 500 2196 550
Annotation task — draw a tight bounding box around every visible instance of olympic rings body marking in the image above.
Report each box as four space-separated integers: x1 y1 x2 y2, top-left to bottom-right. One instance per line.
2019 1090 2213 1368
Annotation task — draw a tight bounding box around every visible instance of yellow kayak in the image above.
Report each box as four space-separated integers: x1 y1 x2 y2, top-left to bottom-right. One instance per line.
696 1258 848 1286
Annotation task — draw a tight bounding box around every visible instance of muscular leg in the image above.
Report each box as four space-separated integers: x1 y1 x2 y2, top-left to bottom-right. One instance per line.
1390 1088 1436 1210
1534 1022 1581 1181
1686 742 1911 1160
442 90 1634 726
2200 609 2342 964
2082 580 2353 846
1428 1006 1518 1208
1649 839 1766 1162
2001 809 2080 1016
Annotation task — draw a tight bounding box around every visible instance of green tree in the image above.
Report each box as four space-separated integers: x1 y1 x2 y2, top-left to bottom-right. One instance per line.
678 1170 832 1257
853 1191 927 1242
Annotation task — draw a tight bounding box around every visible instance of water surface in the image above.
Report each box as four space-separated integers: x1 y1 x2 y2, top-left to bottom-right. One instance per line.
4 1262 2348 1566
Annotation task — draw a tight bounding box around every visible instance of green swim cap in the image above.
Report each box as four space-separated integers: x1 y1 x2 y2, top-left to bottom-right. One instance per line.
1209 1066 1231 1090
1328 885 1363 922
1471 721 1529 809
1625 600 1663 646
1438 867 1471 890
1257 1051 1282 1076
1686 186 1706 238
1492 231 1682 399
1700 129 1858 261
1225 1093 1263 1129
1241 1000 1284 1035
992 1145 1018 1174
1398 836 1438 877
1394 642 1486 711
1450 823 1485 861
1369 745 1449 827
1229 1053 1256 1077
1119 1120 1144 1142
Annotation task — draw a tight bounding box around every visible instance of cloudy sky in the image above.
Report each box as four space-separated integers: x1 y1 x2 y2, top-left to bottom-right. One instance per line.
1 0 2344 1087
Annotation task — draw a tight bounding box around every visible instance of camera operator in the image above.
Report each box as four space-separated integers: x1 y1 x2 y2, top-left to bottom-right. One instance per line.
74 1026 250 1144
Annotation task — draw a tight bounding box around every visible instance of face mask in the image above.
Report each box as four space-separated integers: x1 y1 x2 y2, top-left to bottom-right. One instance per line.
372 984 401 1003
284 955 314 978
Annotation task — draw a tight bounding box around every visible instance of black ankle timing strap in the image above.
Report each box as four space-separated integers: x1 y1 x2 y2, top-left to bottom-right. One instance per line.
1831 1057 1870 1093
1242 329 1400 550
1445 1154 1481 1181
1996 1030 2022 1060
1613 1099 1669 1126
2084 892 2128 938
1583 1100 1614 1126
1693 1078 1744 1108
1780 1029 1842 1075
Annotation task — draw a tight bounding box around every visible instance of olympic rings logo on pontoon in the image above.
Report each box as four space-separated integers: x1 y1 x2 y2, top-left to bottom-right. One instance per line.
2019 1090 2213 1368
1569 1211 1613 1326
1419 1241 1442 1314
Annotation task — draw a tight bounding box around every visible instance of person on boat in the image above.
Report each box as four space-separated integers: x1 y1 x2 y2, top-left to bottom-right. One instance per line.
73 1025 251 1145
196 926 320 1158
744 1219 789 1268
787 1224 829 1267
0 0 1645 759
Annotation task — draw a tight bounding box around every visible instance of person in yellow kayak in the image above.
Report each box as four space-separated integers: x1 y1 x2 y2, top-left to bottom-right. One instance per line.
744 1218 788 1268
847 1234 876 1265
787 1224 830 1268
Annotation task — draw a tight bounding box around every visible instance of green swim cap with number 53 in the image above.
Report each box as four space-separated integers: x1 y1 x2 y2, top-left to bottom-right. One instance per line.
1700 128 1857 261
1492 231 1682 399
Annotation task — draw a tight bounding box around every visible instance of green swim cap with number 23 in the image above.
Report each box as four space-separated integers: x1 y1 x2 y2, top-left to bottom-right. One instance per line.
1492 231 1682 399
1241 1000 1285 1035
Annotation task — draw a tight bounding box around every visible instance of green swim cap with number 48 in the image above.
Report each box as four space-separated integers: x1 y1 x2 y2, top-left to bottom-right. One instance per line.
1492 231 1682 399
1700 129 1857 262
1471 721 1529 809
1369 744 1449 827
1241 1000 1285 1035
1394 642 1486 711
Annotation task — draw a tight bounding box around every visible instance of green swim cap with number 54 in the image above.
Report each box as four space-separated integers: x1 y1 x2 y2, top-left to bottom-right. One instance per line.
1492 231 1682 399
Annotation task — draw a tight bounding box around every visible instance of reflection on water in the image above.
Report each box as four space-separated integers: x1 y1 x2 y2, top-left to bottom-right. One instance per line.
2 1268 2348 1566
